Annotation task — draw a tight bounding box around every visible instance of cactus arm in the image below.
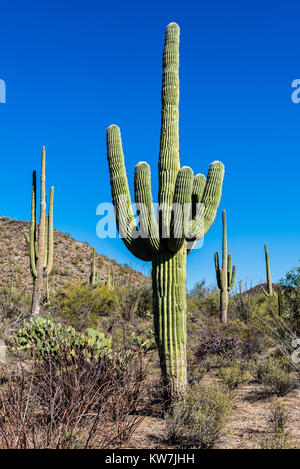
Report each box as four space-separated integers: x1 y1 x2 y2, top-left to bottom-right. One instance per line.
214 252 221 289
37 146 47 267
202 162 225 236
227 253 232 282
168 166 193 253
45 186 54 276
264 244 273 296
34 241 39 259
187 162 224 254
158 23 181 236
190 173 206 231
24 232 30 245
222 210 227 269
44 214 48 268
228 264 236 291
29 170 37 278
106 125 151 262
134 162 160 253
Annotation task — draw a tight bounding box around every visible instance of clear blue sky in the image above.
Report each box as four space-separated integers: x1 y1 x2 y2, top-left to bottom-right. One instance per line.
0 0 299 289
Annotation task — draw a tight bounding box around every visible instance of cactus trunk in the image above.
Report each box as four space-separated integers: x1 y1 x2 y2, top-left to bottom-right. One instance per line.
152 244 187 395
220 289 229 323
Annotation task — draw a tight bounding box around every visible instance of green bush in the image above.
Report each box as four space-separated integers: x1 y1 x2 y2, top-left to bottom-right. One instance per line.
219 364 250 390
256 357 297 396
15 317 111 362
166 383 233 448
58 281 120 327
128 328 156 355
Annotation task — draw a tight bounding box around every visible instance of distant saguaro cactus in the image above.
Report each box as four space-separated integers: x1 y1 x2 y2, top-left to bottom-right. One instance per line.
90 248 96 287
106 23 224 396
25 147 54 316
263 244 274 297
277 285 283 316
90 248 101 288
214 210 236 323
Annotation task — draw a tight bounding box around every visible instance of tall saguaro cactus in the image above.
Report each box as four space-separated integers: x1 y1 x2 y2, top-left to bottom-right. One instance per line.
214 210 236 323
263 244 273 297
25 147 54 316
106 23 224 395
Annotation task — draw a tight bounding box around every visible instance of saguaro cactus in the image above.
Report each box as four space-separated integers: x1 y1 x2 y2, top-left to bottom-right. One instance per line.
214 210 236 323
90 248 101 287
106 23 224 395
90 248 96 287
25 147 54 316
263 244 274 297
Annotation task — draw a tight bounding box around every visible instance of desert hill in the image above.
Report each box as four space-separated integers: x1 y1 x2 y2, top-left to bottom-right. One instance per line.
0 216 146 295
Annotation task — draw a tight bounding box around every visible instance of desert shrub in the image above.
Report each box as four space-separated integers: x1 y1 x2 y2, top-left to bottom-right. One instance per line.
194 329 242 368
188 281 219 315
218 364 250 390
128 328 156 355
194 319 266 369
187 365 206 385
0 288 28 335
57 281 120 328
279 263 300 321
260 402 295 449
268 401 289 433
0 349 148 449
261 431 294 449
14 316 112 362
256 357 297 396
166 383 233 448
118 281 152 320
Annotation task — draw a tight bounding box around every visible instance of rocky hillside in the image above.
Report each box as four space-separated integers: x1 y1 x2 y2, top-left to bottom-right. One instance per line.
0 216 146 295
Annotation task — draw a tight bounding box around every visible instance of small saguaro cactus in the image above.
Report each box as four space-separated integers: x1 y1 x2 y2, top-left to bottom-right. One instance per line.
263 244 274 297
277 285 283 316
214 210 236 323
90 248 101 287
24 147 54 316
90 248 96 287
106 23 224 396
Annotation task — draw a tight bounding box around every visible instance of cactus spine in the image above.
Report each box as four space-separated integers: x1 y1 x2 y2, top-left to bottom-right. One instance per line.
263 244 274 297
214 210 236 323
106 23 224 396
25 147 54 316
